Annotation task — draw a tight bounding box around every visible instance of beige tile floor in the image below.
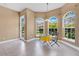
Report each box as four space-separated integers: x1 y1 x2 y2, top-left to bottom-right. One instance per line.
0 39 79 56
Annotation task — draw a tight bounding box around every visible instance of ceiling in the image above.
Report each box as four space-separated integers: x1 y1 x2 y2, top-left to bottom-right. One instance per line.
0 3 65 12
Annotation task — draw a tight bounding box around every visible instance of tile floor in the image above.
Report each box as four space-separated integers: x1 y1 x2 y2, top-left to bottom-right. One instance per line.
0 39 79 56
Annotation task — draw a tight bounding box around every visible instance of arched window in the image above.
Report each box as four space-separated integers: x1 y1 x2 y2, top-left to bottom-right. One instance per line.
48 16 58 36
35 17 45 36
63 11 76 40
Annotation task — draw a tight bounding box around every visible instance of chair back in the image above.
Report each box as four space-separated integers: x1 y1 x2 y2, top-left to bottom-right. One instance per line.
40 35 52 42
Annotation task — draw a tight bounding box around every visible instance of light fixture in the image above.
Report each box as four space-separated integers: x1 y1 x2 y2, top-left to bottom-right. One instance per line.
46 3 48 12
45 3 49 22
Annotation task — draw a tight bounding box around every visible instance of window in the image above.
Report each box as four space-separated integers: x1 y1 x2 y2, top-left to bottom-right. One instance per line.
48 16 58 36
63 11 76 40
36 17 45 36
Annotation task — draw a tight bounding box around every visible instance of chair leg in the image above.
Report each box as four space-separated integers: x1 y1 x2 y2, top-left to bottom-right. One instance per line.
47 42 52 47
51 42 55 46
55 42 60 47
51 41 60 47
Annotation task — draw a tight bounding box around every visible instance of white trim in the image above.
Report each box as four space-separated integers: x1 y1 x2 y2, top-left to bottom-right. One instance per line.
64 27 75 28
0 38 18 44
26 38 39 42
61 40 79 51
63 37 75 42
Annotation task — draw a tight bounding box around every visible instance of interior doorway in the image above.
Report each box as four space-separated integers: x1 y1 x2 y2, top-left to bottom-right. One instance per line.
20 15 25 40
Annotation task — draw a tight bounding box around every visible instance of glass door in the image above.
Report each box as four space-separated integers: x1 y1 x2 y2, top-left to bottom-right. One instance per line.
20 15 25 40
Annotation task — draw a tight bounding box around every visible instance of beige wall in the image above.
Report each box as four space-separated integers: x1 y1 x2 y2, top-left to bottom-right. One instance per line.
0 6 19 41
35 12 46 19
26 9 35 39
74 4 79 46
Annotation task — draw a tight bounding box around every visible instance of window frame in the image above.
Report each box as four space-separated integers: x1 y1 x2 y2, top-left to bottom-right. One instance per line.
62 11 76 42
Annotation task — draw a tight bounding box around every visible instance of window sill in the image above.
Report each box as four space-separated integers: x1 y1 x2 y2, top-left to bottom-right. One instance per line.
63 37 75 43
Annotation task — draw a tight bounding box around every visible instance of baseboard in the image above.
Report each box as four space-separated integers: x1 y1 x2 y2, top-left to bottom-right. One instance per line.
26 38 39 42
0 38 18 44
61 40 79 51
